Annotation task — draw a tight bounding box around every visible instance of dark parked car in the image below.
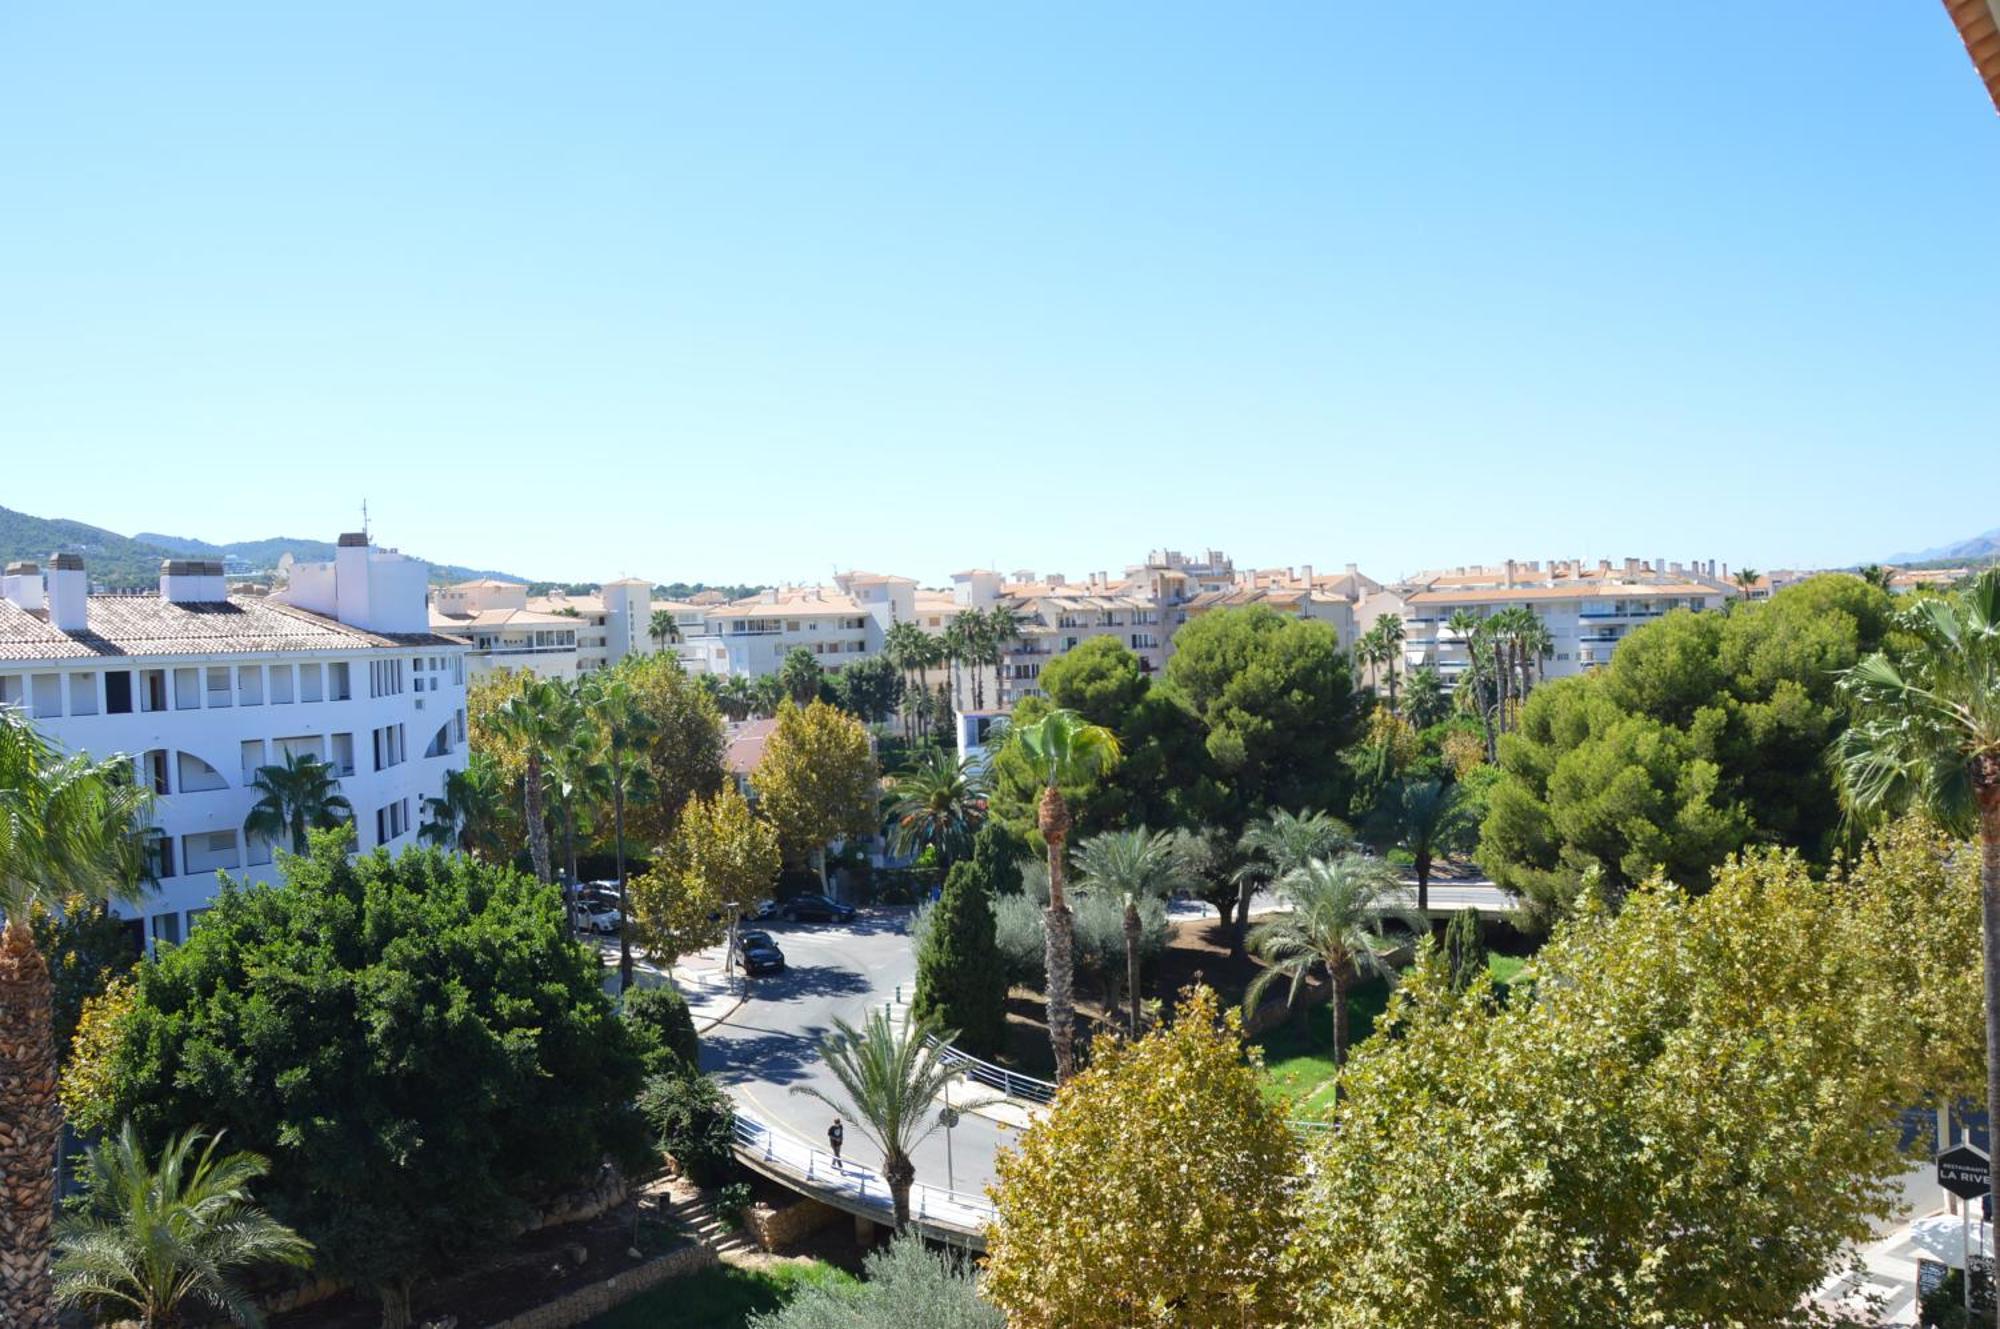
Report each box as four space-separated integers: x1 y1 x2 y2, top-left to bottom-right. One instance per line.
738 930 786 974
779 894 856 924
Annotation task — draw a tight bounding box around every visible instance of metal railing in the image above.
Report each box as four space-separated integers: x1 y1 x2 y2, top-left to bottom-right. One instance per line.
729 1110 996 1233
925 1038 1057 1106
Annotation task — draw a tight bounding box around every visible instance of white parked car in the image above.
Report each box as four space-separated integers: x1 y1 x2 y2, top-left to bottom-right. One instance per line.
573 901 622 935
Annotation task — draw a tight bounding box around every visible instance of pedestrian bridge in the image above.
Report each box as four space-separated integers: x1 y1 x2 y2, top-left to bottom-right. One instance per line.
730 1111 995 1249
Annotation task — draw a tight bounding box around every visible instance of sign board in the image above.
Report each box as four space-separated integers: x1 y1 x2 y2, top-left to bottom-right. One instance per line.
1917 1258 1950 1300
1939 1144 1991 1201
938 1106 960 1130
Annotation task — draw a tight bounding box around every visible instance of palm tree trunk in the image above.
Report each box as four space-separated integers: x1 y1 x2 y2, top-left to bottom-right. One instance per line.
1041 785 1077 1082
1416 849 1432 916
1124 899 1143 1039
1979 788 2000 1241
1330 967 1351 1069
885 1152 915 1231
616 782 632 993
563 803 579 938
524 756 552 884
378 1277 414 1329
0 920 59 1329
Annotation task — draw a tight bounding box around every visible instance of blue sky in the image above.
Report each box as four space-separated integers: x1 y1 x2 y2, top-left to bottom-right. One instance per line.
3 3 1995 585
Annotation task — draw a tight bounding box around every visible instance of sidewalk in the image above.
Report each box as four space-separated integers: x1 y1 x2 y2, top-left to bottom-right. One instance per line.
1818 1206 1991 1326
593 937 746 1033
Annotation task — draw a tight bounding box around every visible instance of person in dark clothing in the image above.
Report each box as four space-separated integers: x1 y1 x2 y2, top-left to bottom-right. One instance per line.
828 1117 845 1170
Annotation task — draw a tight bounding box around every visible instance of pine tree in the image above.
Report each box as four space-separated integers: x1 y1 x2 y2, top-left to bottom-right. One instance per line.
913 859 1009 1056
1444 906 1488 993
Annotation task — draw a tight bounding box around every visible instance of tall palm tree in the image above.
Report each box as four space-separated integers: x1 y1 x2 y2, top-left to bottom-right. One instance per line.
946 613 984 711
983 606 1025 708
1072 828 1199 1037
1733 567 1761 605
1011 708 1121 1081
54 1122 312 1329
884 750 988 865
543 731 608 929
1374 615 1405 712
492 678 567 884
648 607 680 649
582 673 658 992
1231 808 1355 955
1244 853 1420 1076
882 621 928 741
0 711 153 1329
242 752 351 856
1514 612 1554 694
1447 609 1498 760
418 752 505 858
789 1008 967 1229
752 673 787 720
1836 569 2000 1227
1366 777 1480 914
1403 664 1449 730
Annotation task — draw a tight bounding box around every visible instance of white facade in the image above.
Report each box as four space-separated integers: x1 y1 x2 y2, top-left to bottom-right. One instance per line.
431 580 581 679
1400 557 1736 681
0 536 468 948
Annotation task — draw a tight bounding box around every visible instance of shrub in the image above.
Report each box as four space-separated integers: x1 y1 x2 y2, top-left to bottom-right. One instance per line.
640 1071 737 1186
747 1233 1003 1327
714 1181 754 1229
912 859 1008 1055
1444 907 1487 994
625 984 699 1078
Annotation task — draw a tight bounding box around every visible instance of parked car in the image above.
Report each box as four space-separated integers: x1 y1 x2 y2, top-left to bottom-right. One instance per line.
737 930 786 975
779 894 856 924
574 902 622 935
750 899 781 921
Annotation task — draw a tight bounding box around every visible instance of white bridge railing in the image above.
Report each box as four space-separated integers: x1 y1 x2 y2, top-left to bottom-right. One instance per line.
730 1111 997 1235
924 1038 1057 1106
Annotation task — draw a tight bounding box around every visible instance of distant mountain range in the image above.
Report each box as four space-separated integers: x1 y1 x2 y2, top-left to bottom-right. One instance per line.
0 505 528 590
1885 527 2000 565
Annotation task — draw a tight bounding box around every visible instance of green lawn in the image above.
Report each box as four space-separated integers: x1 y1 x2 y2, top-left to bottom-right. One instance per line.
1257 955 1524 1120
586 1260 855 1329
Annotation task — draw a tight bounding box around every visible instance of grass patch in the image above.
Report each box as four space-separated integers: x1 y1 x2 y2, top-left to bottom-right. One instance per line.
1253 980 1390 1119
586 1260 855 1329
1487 954 1526 986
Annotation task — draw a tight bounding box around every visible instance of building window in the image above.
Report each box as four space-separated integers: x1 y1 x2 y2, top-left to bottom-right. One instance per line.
151 912 181 948
331 661 353 700
274 734 325 763
238 666 264 705
300 664 323 703
205 667 233 708
139 749 170 795
143 831 175 880
67 673 98 717
269 665 294 704
331 732 356 777
105 670 133 714
30 673 62 719
372 724 405 772
173 668 201 710
0 675 21 710
176 751 228 793
240 740 266 784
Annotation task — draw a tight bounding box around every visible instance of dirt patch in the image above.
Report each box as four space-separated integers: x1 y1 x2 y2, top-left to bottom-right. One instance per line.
271 1180 687 1329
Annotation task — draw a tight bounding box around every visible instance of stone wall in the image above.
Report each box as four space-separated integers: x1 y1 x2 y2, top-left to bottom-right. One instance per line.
479 1243 716 1329
747 1193 844 1253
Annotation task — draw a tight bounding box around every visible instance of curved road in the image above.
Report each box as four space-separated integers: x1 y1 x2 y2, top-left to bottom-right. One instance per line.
696 912 1017 1202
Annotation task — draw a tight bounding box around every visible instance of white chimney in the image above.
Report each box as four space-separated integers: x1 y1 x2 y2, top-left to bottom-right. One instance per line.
2 561 41 612
332 532 374 626
1300 564 1314 586
47 552 89 631
159 558 228 605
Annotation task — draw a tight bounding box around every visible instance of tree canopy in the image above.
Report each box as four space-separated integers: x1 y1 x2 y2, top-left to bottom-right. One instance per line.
753 699 878 883
80 835 648 1328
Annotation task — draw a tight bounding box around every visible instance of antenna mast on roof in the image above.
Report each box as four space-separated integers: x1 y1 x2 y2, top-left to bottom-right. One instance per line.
361 498 370 542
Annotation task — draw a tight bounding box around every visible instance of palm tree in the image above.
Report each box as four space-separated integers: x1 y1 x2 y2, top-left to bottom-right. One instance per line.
648 607 680 650
1367 777 1480 914
1733 567 1761 605
242 752 351 856
1859 564 1895 593
1244 854 1420 1076
789 1008 966 1229
779 648 823 706
1447 609 1498 760
1 711 153 1329
1514 612 1554 695
946 613 984 711
1011 708 1121 1081
492 678 567 883
882 622 929 741
544 731 608 927
582 673 658 992
1231 808 1355 955
752 673 787 720
1072 828 1199 1037
983 606 1025 708
418 752 505 858
884 750 988 865
1373 616 1405 712
1836 569 2000 1227
1403 664 1449 730
54 1122 312 1329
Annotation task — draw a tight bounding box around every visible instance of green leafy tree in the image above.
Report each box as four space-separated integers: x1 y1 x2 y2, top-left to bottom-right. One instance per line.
637 1071 736 1187
788 1008 963 1230
831 653 904 724
623 984 699 1079
89 837 648 1329
1286 848 1947 1328
747 1233 1001 1329
1480 575 1893 922
0 712 152 1329
1071 828 1200 1037
630 784 780 969
985 986 1301 1329
911 858 1008 1055
1160 605 1361 825
1835 568 2000 1226
1009 708 1120 1081
1403 663 1450 729
1245 853 1419 1074
754 700 877 892
242 752 351 856
33 895 139 1068
1366 776 1479 913
885 750 988 866
54 1122 312 1329
617 653 728 850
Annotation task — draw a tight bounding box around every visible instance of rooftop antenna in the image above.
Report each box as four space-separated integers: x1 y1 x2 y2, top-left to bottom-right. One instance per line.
361 498 370 542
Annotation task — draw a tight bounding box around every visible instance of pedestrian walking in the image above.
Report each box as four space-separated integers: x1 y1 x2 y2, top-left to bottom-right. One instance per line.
828 1117 845 1171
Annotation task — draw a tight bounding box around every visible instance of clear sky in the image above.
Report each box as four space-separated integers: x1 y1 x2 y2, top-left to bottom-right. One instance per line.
4 3 1996 586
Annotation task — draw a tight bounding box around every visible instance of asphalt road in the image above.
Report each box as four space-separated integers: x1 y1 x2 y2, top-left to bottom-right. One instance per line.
698 910 1018 1200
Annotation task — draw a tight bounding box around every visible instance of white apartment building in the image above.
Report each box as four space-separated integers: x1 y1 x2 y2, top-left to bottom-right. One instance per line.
1401 557 1736 681
526 578 662 673
0 535 469 950
674 572 961 678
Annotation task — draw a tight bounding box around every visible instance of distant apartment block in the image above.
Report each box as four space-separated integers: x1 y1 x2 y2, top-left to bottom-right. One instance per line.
430 575 665 679
0 534 468 950
674 572 959 678
1400 557 1738 680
